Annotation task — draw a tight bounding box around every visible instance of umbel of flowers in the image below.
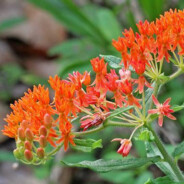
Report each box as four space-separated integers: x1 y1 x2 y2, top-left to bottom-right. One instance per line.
2 9 184 181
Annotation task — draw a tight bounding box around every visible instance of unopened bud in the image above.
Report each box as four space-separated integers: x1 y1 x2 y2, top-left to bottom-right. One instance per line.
13 149 22 159
24 149 33 161
39 135 47 147
39 125 47 136
18 128 25 141
44 114 52 129
21 120 29 129
24 141 32 150
25 128 34 141
37 148 45 159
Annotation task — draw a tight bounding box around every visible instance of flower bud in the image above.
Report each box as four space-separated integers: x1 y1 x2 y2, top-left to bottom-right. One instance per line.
25 128 34 141
37 148 45 159
39 125 47 136
39 135 47 147
21 120 29 129
24 149 33 161
44 114 52 129
18 127 25 141
24 141 32 150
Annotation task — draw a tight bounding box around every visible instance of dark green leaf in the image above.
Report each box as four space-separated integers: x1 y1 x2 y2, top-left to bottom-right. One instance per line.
107 106 134 119
172 141 184 158
61 156 161 172
72 138 102 152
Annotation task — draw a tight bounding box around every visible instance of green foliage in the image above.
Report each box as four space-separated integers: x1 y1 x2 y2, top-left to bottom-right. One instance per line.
72 138 102 152
100 55 122 69
145 176 183 184
0 17 25 32
0 151 16 162
100 170 135 184
138 0 164 21
172 141 184 158
61 156 161 172
138 130 155 142
145 142 178 181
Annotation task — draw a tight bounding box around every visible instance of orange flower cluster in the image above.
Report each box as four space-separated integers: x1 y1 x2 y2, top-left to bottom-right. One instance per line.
113 9 184 93
2 9 181 160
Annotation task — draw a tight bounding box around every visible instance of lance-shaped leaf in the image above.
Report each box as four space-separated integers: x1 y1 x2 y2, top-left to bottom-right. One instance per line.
172 141 184 158
172 103 184 112
61 156 161 172
145 176 183 184
107 106 134 119
71 138 102 152
145 142 177 181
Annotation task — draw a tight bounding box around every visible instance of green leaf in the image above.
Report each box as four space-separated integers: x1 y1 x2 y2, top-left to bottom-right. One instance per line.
0 17 25 32
28 0 103 43
172 104 184 112
169 58 178 65
145 142 177 181
145 176 183 184
0 151 16 162
100 55 122 69
1 64 24 85
137 171 153 184
138 130 155 142
138 0 164 21
61 156 161 172
96 8 121 41
21 74 48 86
72 138 102 152
172 141 184 158
100 170 135 184
107 106 134 119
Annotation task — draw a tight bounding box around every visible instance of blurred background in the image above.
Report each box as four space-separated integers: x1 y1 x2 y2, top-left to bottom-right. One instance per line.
1 0 184 184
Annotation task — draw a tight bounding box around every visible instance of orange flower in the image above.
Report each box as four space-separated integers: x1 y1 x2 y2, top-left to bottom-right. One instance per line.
3 85 54 139
57 119 75 151
90 57 108 91
49 76 79 116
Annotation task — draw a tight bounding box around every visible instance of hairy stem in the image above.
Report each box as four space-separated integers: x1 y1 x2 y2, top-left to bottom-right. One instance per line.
146 125 184 181
74 120 137 137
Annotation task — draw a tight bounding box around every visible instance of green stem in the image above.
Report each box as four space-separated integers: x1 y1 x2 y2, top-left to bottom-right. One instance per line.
168 68 183 82
47 143 64 158
146 125 184 182
73 120 137 137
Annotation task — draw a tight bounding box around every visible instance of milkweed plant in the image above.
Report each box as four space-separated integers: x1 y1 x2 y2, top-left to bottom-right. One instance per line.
3 9 184 183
